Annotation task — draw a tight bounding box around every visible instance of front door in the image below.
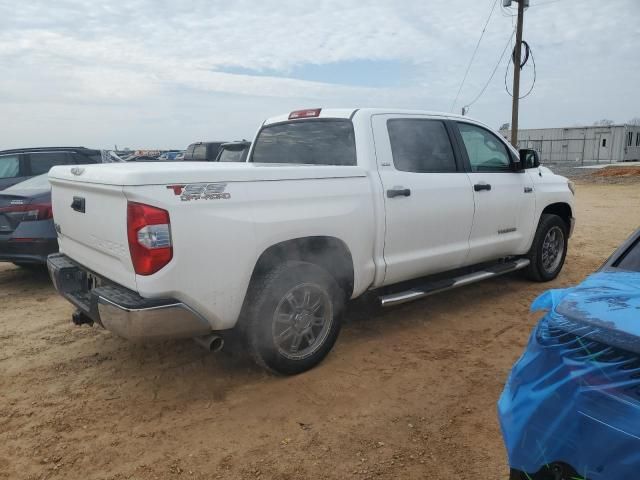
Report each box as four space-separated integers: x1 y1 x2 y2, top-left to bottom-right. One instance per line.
372 115 475 286
455 122 536 265
598 133 611 163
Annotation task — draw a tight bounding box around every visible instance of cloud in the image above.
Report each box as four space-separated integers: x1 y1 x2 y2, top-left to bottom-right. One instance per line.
0 0 637 148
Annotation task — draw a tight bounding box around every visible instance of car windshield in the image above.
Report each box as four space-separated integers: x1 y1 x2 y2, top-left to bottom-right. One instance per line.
251 120 356 165
616 238 640 272
5 173 51 192
0 155 20 179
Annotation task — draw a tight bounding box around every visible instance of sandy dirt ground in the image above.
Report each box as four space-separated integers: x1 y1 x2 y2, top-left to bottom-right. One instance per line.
1 181 639 480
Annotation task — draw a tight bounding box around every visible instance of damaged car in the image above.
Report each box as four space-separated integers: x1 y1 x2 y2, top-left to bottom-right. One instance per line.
499 227 640 480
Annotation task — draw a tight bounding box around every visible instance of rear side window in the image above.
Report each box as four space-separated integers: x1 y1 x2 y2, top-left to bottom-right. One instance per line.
0 155 20 179
219 147 247 162
251 120 356 165
387 119 457 173
193 145 207 160
29 152 73 175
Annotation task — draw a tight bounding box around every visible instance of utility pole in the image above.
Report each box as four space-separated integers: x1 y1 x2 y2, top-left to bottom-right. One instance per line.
509 0 526 147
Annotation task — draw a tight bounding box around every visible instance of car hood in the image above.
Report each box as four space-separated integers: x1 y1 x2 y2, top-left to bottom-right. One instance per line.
536 271 640 354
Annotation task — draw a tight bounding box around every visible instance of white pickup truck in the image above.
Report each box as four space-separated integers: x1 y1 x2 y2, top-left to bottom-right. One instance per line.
47 108 575 374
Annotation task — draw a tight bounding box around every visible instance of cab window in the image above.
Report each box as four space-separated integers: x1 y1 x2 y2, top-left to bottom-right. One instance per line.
387 119 457 173
457 123 510 172
251 120 356 166
193 145 207 160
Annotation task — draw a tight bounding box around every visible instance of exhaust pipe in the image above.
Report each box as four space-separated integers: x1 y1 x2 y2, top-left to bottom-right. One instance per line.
194 334 224 352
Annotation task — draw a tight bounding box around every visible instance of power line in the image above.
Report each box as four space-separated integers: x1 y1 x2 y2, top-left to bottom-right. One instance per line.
462 28 516 112
450 0 500 112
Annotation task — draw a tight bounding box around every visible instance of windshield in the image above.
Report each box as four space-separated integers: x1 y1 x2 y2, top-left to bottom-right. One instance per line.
5 173 50 192
616 238 640 272
0 155 20 179
251 120 356 165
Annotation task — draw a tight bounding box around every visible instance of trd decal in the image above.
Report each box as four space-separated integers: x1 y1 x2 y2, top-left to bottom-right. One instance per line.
166 183 231 201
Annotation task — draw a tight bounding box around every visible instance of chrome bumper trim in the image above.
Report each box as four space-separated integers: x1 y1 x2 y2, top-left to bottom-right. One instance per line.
97 296 212 341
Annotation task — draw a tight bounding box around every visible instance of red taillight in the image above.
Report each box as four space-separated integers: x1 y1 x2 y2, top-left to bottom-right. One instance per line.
0 203 53 221
288 108 321 120
127 202 172 275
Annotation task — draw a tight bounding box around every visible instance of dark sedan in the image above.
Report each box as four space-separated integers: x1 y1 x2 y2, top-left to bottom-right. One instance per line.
0 175 57 267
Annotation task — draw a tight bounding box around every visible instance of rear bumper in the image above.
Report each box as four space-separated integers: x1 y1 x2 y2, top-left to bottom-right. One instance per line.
47 253 212 340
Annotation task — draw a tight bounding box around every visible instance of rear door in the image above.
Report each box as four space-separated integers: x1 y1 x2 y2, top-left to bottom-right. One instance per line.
454 121 535 264
372 114 475 285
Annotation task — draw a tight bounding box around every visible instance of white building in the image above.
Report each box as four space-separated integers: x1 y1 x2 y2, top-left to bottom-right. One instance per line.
500 124 640 164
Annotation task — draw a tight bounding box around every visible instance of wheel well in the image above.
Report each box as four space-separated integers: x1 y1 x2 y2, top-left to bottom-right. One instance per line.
250 237 355 297
541 202 572 229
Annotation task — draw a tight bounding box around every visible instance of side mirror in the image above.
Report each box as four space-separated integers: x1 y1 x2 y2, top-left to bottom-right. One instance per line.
519 149 540 169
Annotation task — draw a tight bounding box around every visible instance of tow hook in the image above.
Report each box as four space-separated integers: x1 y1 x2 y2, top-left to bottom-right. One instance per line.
72 309 94 326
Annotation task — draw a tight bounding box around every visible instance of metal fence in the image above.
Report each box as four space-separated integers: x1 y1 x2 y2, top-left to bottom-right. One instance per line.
517 135 615 165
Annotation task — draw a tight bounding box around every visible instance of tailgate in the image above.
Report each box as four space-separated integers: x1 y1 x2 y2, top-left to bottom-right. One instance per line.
49 177 136 290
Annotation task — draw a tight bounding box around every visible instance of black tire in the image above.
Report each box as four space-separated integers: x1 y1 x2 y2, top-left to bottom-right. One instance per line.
240 261 345 375
523 214 568 282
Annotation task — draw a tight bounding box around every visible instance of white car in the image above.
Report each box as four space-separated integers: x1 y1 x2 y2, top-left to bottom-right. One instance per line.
47 108 575 374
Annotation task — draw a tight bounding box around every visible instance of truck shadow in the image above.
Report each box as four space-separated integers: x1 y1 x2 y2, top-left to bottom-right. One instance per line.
29 271 545 415
0 263 52 287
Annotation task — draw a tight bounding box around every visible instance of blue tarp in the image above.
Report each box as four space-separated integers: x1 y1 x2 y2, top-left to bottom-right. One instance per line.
498 271 640 479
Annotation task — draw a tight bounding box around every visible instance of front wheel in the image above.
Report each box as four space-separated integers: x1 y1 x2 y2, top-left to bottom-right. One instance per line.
523 214 568 282
241 261 345 375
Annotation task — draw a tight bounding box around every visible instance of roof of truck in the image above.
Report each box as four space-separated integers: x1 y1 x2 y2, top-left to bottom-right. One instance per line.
263 108 470 126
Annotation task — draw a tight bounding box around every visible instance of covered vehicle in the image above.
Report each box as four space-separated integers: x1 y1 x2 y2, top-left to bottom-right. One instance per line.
499 228 640 479
0 174 57 266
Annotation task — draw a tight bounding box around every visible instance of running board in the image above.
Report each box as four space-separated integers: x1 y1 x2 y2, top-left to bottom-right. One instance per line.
379 258 530 308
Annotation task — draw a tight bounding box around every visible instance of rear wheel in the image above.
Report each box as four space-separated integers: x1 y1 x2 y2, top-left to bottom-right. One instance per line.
241 261 344 375
523 214 568 282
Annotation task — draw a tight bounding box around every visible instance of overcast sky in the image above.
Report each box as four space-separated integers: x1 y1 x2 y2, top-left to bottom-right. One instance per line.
0 0 638 149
